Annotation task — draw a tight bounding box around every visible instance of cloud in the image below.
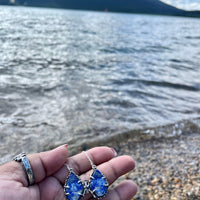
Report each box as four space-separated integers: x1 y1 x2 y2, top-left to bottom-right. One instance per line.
161 0 200 11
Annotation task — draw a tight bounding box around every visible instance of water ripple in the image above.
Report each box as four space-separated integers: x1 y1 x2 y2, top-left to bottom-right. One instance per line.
0 6 200 162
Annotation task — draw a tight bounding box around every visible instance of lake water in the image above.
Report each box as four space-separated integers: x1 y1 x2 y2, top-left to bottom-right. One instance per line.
0 6 200 163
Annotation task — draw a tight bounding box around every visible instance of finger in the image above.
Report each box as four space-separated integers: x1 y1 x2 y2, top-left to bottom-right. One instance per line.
53 146 116 184
27 145 68 184
68 147 117 174
83 155 135 185
101 180 137 200
4 145 68 186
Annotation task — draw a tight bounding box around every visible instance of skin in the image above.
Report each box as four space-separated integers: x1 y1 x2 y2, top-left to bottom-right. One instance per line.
0 146 137 200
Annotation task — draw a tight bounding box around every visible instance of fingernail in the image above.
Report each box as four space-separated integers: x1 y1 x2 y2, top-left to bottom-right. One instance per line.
111 148 117 157
62 144 68 148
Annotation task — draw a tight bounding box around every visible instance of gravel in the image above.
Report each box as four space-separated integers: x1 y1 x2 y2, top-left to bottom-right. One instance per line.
114 133 200 200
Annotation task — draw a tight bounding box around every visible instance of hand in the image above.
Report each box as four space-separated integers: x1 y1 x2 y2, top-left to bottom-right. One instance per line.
0 146 137 200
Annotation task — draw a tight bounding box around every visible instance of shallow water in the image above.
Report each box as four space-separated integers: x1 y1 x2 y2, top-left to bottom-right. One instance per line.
0 6 200 163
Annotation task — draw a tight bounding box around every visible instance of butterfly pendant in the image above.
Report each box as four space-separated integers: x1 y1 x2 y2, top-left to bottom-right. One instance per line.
64 166 109 200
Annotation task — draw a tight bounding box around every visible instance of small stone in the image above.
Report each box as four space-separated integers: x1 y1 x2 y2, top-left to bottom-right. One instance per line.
151 177 159 186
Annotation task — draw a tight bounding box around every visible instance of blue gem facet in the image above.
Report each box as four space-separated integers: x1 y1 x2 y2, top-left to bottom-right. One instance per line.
65 172 84 200
89 169 108 198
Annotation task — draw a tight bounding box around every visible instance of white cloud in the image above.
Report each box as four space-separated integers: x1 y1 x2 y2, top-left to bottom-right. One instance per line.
161 0 200 11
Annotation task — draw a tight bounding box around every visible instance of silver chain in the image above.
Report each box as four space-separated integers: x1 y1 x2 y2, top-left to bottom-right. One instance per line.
65 163 74 173
83 151 96 169
65 151 96 172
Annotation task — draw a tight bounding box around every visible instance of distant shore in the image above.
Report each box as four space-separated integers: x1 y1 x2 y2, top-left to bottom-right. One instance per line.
0 4 200 18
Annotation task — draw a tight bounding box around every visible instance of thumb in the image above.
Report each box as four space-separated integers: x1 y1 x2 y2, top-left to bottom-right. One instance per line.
2 144 68 186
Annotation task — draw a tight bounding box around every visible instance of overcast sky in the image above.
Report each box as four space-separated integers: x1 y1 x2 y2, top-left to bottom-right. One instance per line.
161 0 200 10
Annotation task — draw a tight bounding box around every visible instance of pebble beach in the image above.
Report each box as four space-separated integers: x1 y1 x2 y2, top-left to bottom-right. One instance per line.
115 133 200 200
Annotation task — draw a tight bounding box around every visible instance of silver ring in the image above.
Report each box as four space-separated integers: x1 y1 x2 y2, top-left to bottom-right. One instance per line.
13 153 35 186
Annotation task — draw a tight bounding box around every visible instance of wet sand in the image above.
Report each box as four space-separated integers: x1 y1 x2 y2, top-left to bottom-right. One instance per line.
114 133 200 200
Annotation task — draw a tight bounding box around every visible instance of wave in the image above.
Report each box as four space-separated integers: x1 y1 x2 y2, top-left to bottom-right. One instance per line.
112 78 199 92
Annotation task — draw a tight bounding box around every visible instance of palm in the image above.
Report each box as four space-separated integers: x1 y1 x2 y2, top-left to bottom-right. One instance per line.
0 146 137 200
0 178 64 199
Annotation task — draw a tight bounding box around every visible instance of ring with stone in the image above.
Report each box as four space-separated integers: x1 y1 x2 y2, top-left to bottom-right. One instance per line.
13 152 35 186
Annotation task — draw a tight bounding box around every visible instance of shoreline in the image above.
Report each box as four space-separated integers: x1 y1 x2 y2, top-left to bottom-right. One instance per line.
114 132 200 199
65 118 200 156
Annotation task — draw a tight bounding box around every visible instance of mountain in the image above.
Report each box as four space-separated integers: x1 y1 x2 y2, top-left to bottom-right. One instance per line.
0 0 11 5
57 0 183 15
0 0 200 17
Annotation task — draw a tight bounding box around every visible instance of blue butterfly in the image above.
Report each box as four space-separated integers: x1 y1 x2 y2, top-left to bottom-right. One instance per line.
64 166 109 200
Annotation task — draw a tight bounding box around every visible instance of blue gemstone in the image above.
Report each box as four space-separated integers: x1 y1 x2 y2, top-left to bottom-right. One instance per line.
65 172 84 200
89 169 108 198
